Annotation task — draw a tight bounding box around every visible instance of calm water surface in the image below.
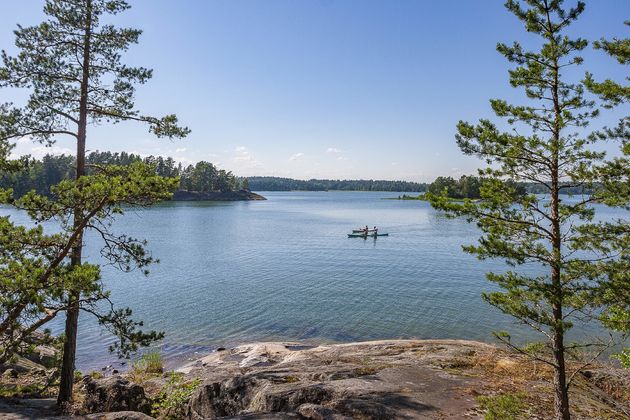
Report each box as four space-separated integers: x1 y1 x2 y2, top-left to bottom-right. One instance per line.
4 191 625 370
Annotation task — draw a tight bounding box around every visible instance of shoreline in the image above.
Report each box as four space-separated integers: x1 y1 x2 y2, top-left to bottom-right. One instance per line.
3 338 628 418
171 190 266 201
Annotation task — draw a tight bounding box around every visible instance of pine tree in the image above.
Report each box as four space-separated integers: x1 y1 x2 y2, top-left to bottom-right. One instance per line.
0 0 189 406
428 2 629 419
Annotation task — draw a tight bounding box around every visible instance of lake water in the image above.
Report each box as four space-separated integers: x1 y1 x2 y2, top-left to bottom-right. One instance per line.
3 191 626 371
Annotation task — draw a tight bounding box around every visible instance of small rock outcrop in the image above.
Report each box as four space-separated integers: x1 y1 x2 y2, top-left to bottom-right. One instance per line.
183 340 489 419
24 344 57 368
2 368 18 379
82 375 152 415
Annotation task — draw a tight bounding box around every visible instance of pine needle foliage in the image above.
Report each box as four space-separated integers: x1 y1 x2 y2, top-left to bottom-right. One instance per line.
428 2 629 419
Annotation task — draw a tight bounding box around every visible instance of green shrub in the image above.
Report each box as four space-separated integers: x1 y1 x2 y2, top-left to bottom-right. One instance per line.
133 350 164 374
128 350 164 383
0 383 42 398
477 392 526 420
73 370 83 383
89 371 104 379
613 348 630 369
152 372 200 419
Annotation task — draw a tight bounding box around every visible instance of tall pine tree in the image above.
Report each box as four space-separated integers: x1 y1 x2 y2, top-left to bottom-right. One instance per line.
429 2 629 419
0 0 189 406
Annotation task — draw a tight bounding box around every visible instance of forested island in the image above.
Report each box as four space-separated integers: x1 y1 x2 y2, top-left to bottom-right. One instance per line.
0 151 264 201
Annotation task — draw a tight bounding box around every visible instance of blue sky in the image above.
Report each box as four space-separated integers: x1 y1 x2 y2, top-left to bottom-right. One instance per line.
1 1 628 181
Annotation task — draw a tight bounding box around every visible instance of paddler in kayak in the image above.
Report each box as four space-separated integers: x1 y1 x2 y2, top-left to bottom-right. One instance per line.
374 226 378 235
364 225 369 234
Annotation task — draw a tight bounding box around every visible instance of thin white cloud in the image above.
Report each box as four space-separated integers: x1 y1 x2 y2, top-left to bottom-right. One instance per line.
289 152 304 161
234 154 253 162
326 147 342 153
175 147 187 153
337 156 348 161
232 146 264 171
10 143 74 159
233 146 252 161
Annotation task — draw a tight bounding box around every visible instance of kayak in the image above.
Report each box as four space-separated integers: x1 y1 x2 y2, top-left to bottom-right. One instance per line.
352 229 376 233
348 233 389 238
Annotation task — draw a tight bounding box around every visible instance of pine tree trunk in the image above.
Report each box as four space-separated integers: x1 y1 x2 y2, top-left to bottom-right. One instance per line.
550 185 570 419
57 0 92 406
56 292 79 405
552 321 571 420
550 164 570 420
547 12 571 415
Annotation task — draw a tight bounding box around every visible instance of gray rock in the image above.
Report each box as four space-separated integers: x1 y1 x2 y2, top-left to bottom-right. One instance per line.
220 414 299 419
82 375 151 415
297 403 350 420
184 340 492 419
3 368 18 378
24 345 57 368
85 411 155 419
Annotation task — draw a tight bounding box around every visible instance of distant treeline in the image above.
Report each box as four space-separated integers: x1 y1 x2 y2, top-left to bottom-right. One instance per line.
247 176 427 192
427 175 596 199
0 151 247 198
1 153 598 198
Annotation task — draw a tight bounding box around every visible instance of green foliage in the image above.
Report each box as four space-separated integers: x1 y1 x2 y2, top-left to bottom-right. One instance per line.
4 153 602 199
151 372 200 420
89 371 103 379
427 175 489 199
429 1 628 418
585 19 630 368
0 151 246 198
246 176 427 192
613 348 630 369
132 350 164 375
0 0 189 402
584 21 630 107
0 1 190 144
73 370 83 383
477 392 527 420
0 162 174 362
0 382 43 398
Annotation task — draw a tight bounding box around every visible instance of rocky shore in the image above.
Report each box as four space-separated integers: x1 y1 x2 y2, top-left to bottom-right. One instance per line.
172 190 266 201
1 339 629 419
